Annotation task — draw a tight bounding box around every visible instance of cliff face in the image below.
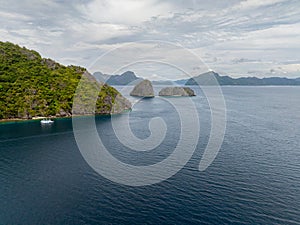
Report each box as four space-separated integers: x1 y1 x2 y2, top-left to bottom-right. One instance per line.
158 87 195 96
130 79 154 97
0 41 131 120
72 74 131 116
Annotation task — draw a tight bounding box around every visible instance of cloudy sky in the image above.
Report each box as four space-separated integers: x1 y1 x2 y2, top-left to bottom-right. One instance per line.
1 0 300 79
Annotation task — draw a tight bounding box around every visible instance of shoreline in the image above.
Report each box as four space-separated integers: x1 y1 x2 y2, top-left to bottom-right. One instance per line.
0 109 132 124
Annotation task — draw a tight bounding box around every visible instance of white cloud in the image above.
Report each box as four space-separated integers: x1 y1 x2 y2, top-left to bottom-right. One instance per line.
77 0 172 25
0 11 31 20
231 0 285 11
65 21 139 43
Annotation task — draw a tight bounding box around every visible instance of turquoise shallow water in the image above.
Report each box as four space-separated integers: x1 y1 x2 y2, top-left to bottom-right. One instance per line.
0 86 300 224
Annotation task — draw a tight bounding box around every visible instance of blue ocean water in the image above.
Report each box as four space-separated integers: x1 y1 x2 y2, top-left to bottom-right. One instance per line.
0 86 300 224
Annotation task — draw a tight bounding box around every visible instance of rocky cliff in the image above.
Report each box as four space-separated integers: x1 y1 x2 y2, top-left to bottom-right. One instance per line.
130 79 154 97
158 87 195 96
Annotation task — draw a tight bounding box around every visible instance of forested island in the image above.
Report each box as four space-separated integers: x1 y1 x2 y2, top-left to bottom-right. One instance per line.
0 41 131 120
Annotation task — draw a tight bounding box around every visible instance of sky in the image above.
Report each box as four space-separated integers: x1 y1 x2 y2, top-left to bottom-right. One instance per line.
0 0 300 80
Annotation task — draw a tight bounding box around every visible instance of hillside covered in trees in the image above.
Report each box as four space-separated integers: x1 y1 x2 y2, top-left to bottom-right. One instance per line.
0 41 131 120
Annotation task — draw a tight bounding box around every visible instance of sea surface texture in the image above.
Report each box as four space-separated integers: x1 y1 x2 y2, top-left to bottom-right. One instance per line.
0 86 300 224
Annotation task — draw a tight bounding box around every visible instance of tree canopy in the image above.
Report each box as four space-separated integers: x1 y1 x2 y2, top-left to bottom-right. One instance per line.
0 41 130 120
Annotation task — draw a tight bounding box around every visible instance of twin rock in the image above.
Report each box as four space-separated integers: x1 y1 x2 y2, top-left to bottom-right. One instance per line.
130 80 195 97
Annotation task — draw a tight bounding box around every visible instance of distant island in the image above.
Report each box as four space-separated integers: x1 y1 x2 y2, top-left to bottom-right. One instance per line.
159 87 195 96
0 41 131 121
185 71 300 86
94 71 142 85
94 70 300 86
130 80 154 97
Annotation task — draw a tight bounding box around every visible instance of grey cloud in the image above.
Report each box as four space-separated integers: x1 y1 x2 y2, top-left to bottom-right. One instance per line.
232 58 262 64
0 0 299 78
141 0 300 47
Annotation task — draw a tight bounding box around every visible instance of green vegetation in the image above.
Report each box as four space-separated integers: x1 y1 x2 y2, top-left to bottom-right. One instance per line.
0 41 131 120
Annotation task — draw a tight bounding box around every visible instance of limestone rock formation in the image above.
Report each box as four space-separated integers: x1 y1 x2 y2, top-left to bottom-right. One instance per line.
130 79 154 97
158 87 195 96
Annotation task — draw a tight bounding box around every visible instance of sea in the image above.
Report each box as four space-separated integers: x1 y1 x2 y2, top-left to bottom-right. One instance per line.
0 86 300 224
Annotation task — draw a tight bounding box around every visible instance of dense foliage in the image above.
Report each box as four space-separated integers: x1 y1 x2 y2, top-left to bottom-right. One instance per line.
0 41 130 120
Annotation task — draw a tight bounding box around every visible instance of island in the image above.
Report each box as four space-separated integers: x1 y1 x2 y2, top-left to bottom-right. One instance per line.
185 71 300 86
92 70 300 87
130 79 155 97
94 71 143 85
158 87 195 96
0 41 131 121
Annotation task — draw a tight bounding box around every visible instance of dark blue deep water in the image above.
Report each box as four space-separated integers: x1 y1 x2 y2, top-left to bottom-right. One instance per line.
0 86 300 224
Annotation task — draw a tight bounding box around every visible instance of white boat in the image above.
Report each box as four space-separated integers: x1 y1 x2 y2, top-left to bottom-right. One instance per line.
40 118 54 124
